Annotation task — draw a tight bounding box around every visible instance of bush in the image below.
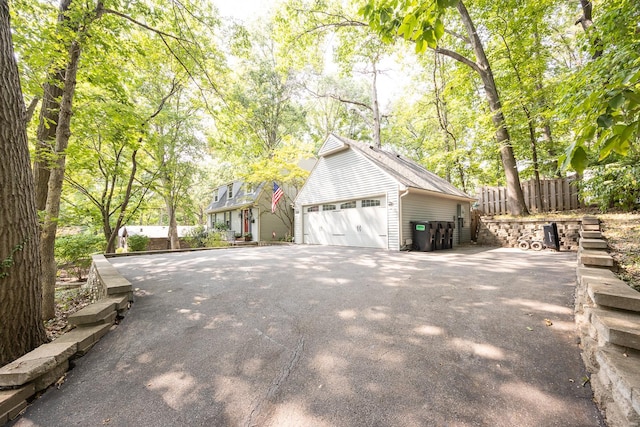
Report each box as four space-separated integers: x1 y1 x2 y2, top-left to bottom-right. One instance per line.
185 226 208 248
127 234 150 252
184 226 230 248
55 233 105 280
580 162 640 212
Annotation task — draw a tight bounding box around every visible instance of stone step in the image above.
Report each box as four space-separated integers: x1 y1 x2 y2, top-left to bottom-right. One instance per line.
56 323 112 355
578 266 619 285
580 249 614 267
583 216 600 225
582 224 602 231
0 341 77 387
0 383 34 424
581 230 603 239
68 299 117 326
587 277 640 313
93 254 133 295
580 238 609 249
595 346 640 424
591 308 640 351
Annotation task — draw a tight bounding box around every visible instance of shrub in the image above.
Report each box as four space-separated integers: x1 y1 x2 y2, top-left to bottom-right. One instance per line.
580 162 640 212
185 226 208 248
55 233 105 280
127 234 150 252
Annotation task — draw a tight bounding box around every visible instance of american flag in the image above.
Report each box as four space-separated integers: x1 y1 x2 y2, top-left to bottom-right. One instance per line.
271 182 284 213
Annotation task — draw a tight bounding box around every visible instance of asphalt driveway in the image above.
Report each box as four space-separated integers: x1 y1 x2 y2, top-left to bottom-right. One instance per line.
13 245 603 426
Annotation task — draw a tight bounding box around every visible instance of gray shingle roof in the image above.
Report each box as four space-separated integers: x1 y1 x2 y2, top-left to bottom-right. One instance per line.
331 134 473 200
206 181 266 213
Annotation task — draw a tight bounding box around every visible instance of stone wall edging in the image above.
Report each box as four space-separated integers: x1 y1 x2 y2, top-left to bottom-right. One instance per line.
574 218 640 427
0 255 133 426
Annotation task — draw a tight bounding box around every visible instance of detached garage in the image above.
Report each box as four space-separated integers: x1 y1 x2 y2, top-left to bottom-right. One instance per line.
294 134 475 250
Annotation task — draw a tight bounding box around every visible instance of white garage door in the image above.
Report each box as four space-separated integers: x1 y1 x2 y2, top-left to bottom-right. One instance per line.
303 197 387 248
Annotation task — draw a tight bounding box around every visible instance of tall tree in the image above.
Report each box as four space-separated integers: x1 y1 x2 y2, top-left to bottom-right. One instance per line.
32 0 73 211
0 0 48 366
362 0 529 215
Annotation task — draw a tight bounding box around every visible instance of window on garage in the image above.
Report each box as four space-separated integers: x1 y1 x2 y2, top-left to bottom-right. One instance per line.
307 206 319 212
340 201 356 209
361 199 381 207
322 204 336 211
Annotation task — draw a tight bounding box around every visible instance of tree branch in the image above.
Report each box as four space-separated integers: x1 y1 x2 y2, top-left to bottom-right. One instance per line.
100 8 189 42
434 47 481 74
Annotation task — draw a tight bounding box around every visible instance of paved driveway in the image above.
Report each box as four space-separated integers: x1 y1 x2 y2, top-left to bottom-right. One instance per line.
13 246 603 426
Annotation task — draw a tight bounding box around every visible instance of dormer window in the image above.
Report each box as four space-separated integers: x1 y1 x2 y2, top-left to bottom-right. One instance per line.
214 190 219 202
227 183 233 198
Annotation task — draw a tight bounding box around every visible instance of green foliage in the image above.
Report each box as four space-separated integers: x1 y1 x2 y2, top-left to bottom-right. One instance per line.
184 226 229 248
359 0 454 51
560 0 640 173
54 233 105 279
580 159 640 213
0 238 28 279
127 234 150 252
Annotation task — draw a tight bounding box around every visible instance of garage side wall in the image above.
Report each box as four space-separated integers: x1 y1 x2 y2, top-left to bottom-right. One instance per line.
257 190 293 242
294 149 400 250
401 194 471 247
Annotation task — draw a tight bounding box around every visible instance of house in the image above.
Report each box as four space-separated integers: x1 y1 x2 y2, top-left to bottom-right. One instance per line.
293 134 476 250
205 181 294 242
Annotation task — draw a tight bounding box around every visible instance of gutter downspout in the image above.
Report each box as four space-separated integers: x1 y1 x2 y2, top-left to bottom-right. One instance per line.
399 188 411 250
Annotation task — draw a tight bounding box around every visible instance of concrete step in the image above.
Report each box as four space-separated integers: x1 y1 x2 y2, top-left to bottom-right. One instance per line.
580 238 609 249
56 323 112 354
68 299 117 326
582 216 600 225
595 346 640 424
582 224 602 231
0 383 34 424
591 308 640 351
587 277 640 313
580 249 614 267
581 230 603 239
0 341 77 387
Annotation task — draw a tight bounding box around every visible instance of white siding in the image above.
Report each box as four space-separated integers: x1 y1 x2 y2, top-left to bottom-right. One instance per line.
295 148 400 250
318 134 346 156
400 193 471 247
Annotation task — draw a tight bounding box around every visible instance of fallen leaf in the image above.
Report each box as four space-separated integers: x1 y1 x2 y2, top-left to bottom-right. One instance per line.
103 419 111 425
526 327 533 331
544 319 553 326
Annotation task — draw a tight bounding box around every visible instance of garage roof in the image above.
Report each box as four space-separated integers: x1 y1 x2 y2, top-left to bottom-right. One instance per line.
327 134 474 200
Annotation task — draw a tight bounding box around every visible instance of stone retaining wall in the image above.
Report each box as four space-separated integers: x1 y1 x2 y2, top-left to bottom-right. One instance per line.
477 218 581 250
575 217 640 426
0 255 132 426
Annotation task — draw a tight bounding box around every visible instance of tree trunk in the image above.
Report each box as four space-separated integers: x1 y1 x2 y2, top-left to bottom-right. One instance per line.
105 150 139 253
371 61 381 148
33 0 73 211
455 0 528 215
0 0 48 365
166 201 180 249
40 39 82 320
523 107 544 212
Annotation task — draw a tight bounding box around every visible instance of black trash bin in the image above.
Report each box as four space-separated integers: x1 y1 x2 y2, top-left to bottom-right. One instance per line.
543 222 560 251
434 222 445 250
410 221 434 251
444 221 454 249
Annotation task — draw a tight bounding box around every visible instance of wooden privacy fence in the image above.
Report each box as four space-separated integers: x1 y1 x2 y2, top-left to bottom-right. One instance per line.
476 177 581 215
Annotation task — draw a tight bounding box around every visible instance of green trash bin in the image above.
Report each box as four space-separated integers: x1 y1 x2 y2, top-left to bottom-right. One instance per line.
411 221 434 251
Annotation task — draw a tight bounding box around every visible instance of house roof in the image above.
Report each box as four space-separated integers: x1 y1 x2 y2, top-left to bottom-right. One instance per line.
326 134 474 200
206 181 266 214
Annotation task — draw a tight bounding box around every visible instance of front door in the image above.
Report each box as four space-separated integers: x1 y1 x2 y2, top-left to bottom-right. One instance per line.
243 209 250 234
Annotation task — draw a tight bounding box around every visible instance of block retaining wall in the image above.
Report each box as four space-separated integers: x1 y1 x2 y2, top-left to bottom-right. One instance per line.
477 218 582 250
